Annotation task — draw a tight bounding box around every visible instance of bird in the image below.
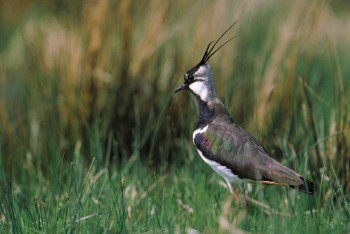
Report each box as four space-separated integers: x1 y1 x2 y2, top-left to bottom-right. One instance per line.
174 23 315 204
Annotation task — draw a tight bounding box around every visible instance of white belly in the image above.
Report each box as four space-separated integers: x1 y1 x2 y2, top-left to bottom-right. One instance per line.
195 148 241 185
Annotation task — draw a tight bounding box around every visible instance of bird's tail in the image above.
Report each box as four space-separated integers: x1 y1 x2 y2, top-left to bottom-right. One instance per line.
290 177 316 194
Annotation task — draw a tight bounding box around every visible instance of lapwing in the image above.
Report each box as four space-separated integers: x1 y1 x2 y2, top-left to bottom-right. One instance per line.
174 23 315 202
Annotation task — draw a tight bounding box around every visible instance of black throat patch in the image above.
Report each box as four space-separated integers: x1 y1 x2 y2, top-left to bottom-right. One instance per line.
197 98 215 127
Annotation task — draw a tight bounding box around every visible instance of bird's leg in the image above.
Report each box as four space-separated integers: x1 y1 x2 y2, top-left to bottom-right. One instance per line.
225 182 248 226
242 190 248 208
237 184 248 208
226 182 239 204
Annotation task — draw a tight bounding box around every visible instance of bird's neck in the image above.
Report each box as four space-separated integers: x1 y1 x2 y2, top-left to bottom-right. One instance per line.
196 96 232 128
197 98 215 127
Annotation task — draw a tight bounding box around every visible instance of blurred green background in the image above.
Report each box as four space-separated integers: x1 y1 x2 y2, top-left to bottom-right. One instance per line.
0 0 350 233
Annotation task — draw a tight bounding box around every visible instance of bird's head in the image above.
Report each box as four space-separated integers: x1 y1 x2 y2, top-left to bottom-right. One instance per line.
174 22 236 102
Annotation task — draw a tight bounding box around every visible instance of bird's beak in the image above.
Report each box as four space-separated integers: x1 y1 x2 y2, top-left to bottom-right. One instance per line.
174 83 188 93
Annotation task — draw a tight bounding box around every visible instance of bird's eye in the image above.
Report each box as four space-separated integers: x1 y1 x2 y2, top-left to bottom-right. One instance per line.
185 73 194 84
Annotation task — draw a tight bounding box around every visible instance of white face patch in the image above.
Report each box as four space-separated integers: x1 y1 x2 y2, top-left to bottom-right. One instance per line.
189 81 209 101
186 63 216 102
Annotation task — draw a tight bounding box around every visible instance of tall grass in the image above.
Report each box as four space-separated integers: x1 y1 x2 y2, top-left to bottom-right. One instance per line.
0 0 350 232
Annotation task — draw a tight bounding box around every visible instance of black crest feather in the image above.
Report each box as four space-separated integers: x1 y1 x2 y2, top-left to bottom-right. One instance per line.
199 22 237 65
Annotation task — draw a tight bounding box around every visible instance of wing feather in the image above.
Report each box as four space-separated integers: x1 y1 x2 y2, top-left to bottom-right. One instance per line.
194 120 306 187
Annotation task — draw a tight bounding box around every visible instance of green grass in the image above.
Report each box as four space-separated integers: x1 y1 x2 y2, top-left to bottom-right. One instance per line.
1 152 349 233
1 0 350 233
